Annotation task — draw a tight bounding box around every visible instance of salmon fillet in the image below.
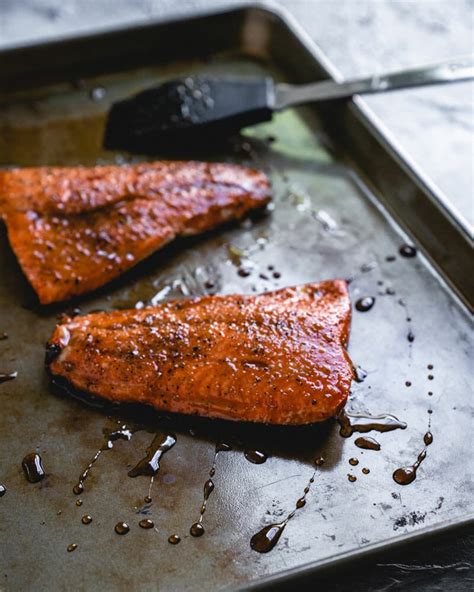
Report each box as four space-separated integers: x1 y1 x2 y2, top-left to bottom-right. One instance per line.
46 281 353 425
0 161 270 304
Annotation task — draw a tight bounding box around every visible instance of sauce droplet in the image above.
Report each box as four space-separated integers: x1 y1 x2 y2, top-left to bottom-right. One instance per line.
75 499 83 507
338 409 407 438
399 244 417 258
244 450 267 464
139 519 154 529
355 297 375 312
354 437 381 451
237 267 251 278
347 474 357 482
423 431 433 445
250 523 285 553
67 544 77 553
168 534 181 545
362 468 370 475
22 453 46 483
393 451 425 485
128 433 176 477
393 429 433 486
349 458 359 466
114 522 130 535
0 371 18 384
81 515 92 525
354 366 368 383
0 484 6 497
190 522 205 537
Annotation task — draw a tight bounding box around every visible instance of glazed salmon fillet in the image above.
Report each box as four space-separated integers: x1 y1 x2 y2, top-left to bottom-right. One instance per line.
0 161 270 304
46 281 353 425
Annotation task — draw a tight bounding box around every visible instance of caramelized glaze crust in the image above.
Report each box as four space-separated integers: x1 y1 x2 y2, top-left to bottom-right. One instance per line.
47 281 353 425
0 161 270 304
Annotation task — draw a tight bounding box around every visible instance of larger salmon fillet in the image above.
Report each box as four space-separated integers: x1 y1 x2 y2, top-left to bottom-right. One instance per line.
0 161 270 304
46 281 353 425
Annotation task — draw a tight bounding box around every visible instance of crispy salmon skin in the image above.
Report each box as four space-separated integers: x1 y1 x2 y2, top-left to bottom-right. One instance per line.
47 281 353 425
0 161 270 304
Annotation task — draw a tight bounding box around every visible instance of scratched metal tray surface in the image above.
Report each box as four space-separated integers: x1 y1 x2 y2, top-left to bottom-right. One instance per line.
0 4 472 592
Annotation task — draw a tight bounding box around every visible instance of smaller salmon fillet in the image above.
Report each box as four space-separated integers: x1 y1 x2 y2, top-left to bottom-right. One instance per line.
46 281 353 425
0 161 270 304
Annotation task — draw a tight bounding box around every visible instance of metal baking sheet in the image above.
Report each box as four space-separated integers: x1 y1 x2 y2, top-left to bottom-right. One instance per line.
0 4 472 591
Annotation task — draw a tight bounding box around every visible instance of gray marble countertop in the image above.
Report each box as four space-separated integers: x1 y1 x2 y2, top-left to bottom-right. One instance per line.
0 1 473 591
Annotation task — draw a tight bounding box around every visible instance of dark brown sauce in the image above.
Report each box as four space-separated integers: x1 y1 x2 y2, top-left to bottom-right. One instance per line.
128 433 176 477
399 244 417 258
22 453 45 483
0 484 6 497
244 450 267 464
139 519 154 529
250 457 324 553
347 474 357 482
338 409 407 438
75 499 83 507
393 431 433 486
190 522 205 537
354 366 368 383
354 436 381 451
114 522 130 535
362 467 370 475
355 297 375 312
250 523 286 553
81 515 92 525
0 371 17 384
237 267 251 278
143 476 155 504
190 442 232 537
349 458 359 466
67 543 77 553
0 332 7 340
73 425 133 494
168 534 181 545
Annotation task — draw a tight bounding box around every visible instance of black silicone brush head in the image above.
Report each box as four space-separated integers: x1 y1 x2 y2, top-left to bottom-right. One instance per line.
103 76 274 154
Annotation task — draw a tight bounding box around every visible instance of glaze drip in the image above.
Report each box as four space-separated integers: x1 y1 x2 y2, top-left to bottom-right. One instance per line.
73 425 133 494
190 442 232 537
250 457 324 553
128 433 176 477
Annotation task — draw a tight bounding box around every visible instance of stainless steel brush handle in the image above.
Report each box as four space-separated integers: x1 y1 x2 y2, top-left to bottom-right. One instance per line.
274 55 474 110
